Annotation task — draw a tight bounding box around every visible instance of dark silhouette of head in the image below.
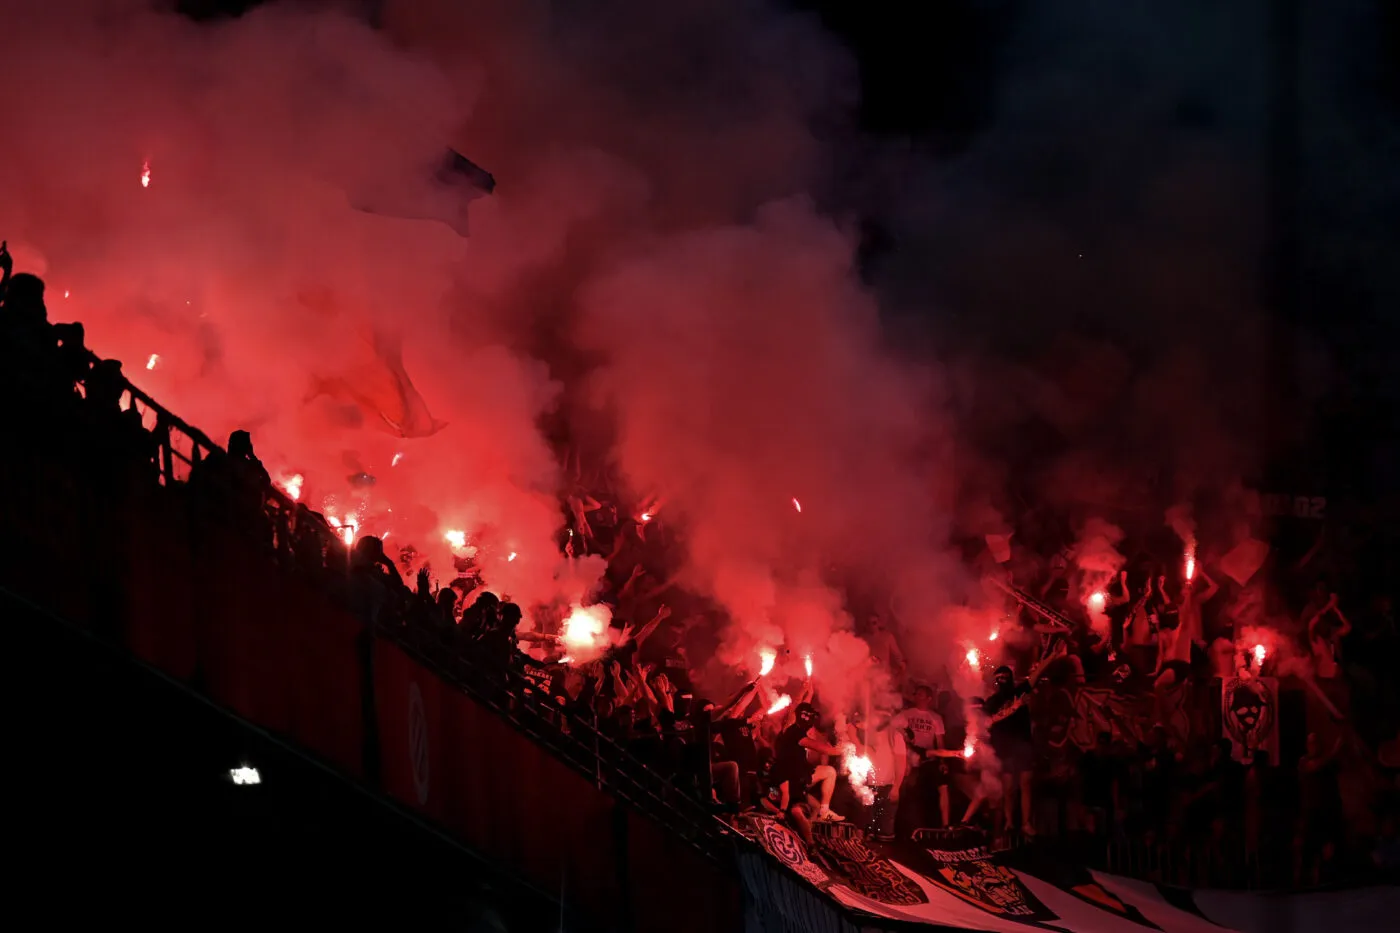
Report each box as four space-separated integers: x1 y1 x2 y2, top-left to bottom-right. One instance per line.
228 430 255 459
3 273 48 326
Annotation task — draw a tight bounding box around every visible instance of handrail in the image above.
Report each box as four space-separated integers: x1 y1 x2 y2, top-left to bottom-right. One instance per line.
20 337 734 858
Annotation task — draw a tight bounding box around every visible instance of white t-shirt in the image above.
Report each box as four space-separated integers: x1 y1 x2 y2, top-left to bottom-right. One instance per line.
891 707 945 752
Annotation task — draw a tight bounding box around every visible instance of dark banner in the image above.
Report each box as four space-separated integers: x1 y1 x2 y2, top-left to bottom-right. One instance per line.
125 493 198 681
438 683 620 923
895 844 1058 924
1004 850 1161 930
192 537 365 776
374 639 449 822
729 815 1256 931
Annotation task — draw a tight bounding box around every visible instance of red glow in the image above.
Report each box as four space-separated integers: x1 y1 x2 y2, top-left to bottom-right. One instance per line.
279 473 304 502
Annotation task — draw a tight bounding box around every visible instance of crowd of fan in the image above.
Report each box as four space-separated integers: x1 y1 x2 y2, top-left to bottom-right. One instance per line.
4 242 1398 890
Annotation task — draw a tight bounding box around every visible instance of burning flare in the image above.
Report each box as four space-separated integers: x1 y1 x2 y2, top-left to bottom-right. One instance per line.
963 741 976 759
391 452 403 467
766 694 792 716
140 159 151 188
842 743 876 805
791 497 802 513
1088 591 1107 612
803 655 813 678
561 604 612 662
444 529 466 549
145 353 159 371
1252 643 1267 666
1185 553 1196 582
965 646 981 669
507 551 517 562
279 473 304 502
326 515 357 547
758 649 776 678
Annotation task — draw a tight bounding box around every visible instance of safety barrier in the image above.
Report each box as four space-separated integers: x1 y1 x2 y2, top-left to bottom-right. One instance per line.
0 343 745 931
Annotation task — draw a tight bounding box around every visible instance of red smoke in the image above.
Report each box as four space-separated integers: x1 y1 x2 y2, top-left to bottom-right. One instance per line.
0 1 967 696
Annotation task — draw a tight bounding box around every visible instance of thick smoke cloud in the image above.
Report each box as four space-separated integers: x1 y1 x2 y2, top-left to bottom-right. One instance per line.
0 0 967 702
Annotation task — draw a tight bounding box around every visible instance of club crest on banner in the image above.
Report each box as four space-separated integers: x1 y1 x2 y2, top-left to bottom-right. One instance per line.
909 846 1057 923
752 817 831 889
809 832 928 906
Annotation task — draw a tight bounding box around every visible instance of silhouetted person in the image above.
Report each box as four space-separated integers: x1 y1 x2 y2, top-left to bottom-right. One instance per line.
459 592 499 646
486 601 523 670
53 321 90 386
86 359 125 415
348 535 405 626
189 429 272 542
351 535 404 589
0 272 49 336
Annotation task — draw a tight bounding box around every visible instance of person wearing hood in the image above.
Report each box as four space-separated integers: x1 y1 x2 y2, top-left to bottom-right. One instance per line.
775 702 847 824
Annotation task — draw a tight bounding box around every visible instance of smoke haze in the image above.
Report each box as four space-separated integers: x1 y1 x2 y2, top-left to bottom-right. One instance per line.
0 0 969 699
4 0 1394 703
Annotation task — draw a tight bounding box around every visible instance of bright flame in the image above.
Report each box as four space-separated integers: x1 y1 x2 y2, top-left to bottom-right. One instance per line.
444 529 467 549
140 159 151 188
279 474 304 502
963 742 975 759
792 497 802 513
758 649 777 677
842 743 876 805
145 353 159 371
1185 555 1196 581
804 655 813 678
1088 591 1107 612
965 647 981 668
229 766 261 785
1252 643 1267 666
767 694 792 716
561 603 612 662
63 290 70 299
326 515 357 547
507 551 517 562
391 452 404 467
989 629 999 642
640 512 652 523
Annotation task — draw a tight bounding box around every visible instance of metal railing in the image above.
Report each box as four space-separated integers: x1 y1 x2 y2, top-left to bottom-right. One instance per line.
9 333 735 862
